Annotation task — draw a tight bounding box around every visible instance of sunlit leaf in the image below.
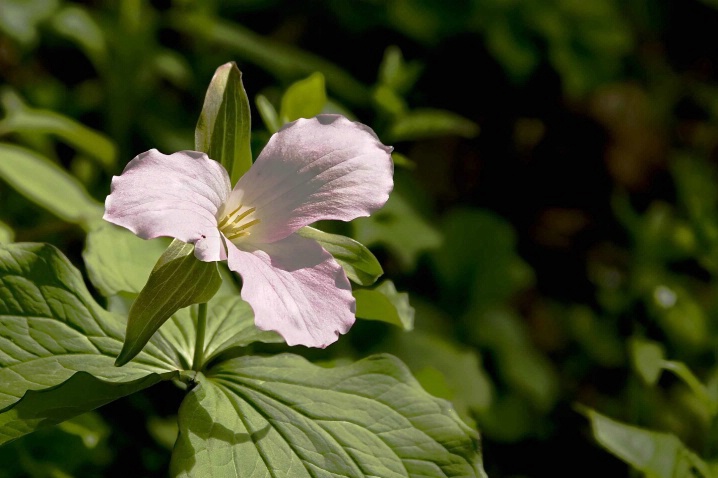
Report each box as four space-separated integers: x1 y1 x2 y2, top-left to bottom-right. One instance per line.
0 243 178 445
298 226 383 285
195 61 253 184
354 280 414 330
0 220 14 243
171 354 486 477
255 93 281 134
115 240 222 366
0 143 103 227
83 221 170 297
583 408 712 478
279 72 327 123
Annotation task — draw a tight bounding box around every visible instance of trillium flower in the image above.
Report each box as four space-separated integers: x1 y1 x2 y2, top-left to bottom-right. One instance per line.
104 115 393 348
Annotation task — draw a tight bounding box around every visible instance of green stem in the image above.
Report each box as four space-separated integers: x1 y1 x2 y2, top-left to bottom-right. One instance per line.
192 303 208 371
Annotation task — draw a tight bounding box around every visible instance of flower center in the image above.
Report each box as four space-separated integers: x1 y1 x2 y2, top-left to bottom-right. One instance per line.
217 203 261 240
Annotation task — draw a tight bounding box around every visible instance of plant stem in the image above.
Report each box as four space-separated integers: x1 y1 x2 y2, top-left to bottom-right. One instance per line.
192 303 208 371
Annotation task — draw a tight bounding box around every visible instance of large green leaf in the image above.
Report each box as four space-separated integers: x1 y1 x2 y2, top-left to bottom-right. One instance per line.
298 226 383 286
354 280 414 330
584 408 712 478
195 61 253 184
83 221 170 297
0 143 103 227
171 354 485 477
0 243 178 445
115 240 222 366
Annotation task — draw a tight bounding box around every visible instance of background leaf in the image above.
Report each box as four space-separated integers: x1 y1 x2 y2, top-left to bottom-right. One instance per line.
354 280 415 330
583 408 712 478
170 353 486 478
353 191 442 270
279 72 327 123
0 90 116 169
0 143 102 227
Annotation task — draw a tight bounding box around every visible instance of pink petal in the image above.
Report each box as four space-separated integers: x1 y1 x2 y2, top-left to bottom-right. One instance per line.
225 233 355 347
224 115 393 243
104 149 230 262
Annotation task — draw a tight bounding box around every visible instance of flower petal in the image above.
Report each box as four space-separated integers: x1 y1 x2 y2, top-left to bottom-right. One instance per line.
104 149 230 262
225 233 355 347
224 115 393 243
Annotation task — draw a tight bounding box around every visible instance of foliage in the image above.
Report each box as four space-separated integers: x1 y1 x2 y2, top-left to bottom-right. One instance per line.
2 0 718 476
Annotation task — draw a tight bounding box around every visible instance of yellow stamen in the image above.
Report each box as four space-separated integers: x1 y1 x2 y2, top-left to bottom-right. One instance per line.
227 218 261 234
230 207 256 225
217 205 255 228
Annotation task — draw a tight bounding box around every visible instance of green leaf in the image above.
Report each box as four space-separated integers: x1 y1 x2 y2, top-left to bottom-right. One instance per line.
629 337 665 386
0 220 14 243
0 243 178 445
0 0 58 45
353 191 442 270
50 5 107 68
255 93 281 134
171 354 485 477
56 411 109 449
0 143 103 227
354 280 414 330
583 408 712 478
83 221 170 297
392 152 416 169
298 226 383 285
387 109 479 142
133 292 280 374
0 90 116 168
279 72 327 123
195 61 253 184
377 45 423 95
198 296 283 365
116 240 223 366
384 330 494 421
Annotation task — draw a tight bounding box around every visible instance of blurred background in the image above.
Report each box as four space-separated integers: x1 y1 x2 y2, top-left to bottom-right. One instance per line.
3 0 718 476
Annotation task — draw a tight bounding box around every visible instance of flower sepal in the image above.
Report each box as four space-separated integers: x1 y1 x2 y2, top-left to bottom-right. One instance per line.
115 239 223 366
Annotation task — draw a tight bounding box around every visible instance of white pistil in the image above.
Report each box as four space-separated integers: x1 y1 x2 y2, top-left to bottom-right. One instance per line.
218 204 260 240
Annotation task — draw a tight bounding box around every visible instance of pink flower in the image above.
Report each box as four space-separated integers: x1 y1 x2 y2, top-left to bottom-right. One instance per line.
104 115 393 348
